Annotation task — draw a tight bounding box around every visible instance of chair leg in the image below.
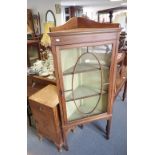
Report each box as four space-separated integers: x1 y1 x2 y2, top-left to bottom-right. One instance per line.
106 119 112 140
122 81 127 101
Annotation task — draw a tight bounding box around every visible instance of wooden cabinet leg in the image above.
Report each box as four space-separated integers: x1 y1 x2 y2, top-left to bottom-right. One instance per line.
122 81 127 101
38 133 43 141
56 145 62 152
63 144 69 151
78 124 84 129
63 131 69 151
71 129 75 133
71 126 76 133
106 119 112 140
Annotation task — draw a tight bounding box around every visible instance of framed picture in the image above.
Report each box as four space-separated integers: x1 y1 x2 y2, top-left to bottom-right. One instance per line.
33 12 41 36
55 4 61 14
27 9 34 35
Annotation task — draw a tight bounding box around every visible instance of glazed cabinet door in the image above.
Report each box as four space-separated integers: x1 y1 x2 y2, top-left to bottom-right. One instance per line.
58 43 116 122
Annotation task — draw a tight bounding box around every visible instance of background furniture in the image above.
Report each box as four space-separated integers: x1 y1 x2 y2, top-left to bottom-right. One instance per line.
27 9 42 67
115 31 127 100
97 6 127 23
64 6 83 22
49 17 120 150
29 85 63 151
33 12 41 37
115 50 127 100
27 39 41 67
27 75 56 126
27 9 35 38
118 31 127 50
27 76 46 126
27 9 41 39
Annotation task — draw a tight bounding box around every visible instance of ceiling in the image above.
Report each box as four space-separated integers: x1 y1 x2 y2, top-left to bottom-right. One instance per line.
60 0 127 7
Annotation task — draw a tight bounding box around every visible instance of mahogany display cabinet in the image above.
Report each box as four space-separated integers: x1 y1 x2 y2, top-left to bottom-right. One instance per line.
49 17 121 150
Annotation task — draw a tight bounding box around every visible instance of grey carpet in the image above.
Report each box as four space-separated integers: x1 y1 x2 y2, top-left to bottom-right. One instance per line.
27 93 127 155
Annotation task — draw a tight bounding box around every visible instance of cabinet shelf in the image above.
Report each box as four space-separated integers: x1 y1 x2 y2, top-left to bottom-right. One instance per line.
65 85 107 102
63 63 109 76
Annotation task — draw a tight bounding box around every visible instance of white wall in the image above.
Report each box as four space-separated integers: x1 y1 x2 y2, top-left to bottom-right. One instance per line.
27 0 61 33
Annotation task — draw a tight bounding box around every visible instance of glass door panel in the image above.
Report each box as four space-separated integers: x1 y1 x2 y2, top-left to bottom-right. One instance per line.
60 44 112 121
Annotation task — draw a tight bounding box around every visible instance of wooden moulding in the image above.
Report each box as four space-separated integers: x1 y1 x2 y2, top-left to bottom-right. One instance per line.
49 17 120 32
29 84 59 108
48 17 121 46
63 113 112 129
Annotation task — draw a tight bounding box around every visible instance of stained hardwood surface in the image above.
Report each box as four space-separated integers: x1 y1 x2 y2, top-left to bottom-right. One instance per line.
29 84 59 108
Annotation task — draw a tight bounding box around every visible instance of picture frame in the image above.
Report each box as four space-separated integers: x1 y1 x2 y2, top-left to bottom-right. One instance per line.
55 4 61 14
27 9 34 35
33 12 41 36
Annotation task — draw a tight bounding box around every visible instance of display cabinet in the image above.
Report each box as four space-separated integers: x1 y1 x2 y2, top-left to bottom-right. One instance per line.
49 17 121 150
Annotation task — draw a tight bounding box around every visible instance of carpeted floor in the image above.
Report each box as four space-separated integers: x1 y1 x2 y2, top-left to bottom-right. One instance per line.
27 93 127 155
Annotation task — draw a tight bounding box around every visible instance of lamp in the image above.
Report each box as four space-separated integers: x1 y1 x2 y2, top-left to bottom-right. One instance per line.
40 21 55 48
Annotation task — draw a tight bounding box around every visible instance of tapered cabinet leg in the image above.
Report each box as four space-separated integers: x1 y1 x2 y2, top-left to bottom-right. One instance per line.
122 81 127 101
71 129 76 133
63 130 69 151
78 124 84 129
63 144 69 151
106 119 112 140
71 126 76 133
56 145 62 152
38 133 43 141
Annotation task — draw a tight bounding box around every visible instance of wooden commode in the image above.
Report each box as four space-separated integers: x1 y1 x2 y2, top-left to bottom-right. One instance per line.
28 84 63 151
